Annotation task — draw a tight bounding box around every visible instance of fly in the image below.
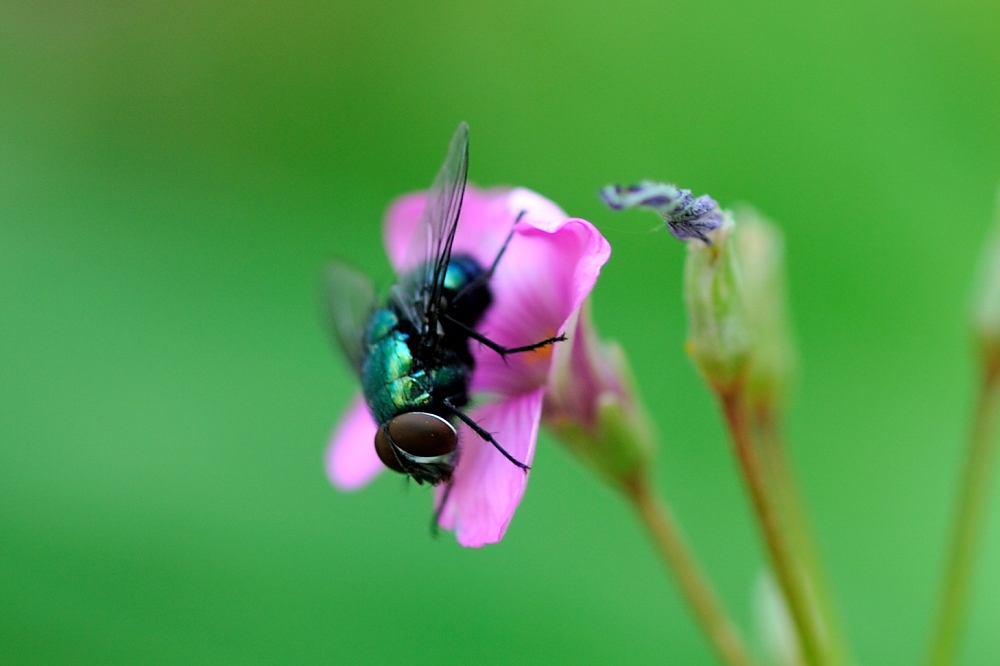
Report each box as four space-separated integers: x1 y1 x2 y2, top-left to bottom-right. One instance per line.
323 122 564 499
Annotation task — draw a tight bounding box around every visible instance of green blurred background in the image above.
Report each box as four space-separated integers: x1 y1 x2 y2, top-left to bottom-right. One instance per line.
2 1 1000 664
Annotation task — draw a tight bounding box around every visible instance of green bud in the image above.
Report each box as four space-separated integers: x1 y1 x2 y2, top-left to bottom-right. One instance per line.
972 189 1000 363
733 207 798 409
684 213 752 393
547 388 656 490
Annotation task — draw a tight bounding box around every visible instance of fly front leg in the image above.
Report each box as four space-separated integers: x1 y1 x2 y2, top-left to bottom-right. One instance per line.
442 399 530 472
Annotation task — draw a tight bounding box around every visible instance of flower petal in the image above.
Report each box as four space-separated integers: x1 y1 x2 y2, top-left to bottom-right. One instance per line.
435 389 544 548
471 212 611 396
383 186 569 276
326 392 383 490
544 302 625 427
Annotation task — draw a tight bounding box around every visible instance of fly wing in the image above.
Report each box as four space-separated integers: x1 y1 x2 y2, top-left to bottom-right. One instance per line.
323 261 377 375
402 122 469 337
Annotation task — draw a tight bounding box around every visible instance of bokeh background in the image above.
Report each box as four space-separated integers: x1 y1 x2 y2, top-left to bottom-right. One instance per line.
2 1 1000 664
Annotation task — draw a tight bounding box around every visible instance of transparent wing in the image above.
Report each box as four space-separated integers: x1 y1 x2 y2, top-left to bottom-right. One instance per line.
323 261 377 375
403 122 469 335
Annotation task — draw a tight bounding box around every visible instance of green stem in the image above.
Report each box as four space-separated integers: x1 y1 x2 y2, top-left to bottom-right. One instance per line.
719 387 830 666
926 358 1000 666
622 473 757 666
755 405 850 665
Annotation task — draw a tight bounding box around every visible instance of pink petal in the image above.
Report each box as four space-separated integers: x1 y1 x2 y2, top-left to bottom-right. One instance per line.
471 214 611 396
325 393 383 490
544 301 627 427
435 389 544 548
383 192 432 273
383 186 569 276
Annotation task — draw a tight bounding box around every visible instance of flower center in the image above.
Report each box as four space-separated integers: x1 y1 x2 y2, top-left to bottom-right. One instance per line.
520 330 558 368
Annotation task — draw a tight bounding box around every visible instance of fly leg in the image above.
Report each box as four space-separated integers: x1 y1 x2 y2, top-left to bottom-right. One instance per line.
442 313 566 361
442 398 530 472
430 479 455 538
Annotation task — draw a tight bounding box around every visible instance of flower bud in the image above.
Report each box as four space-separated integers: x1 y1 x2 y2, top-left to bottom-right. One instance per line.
733 207 797 409
543 300 655 488
972 188 1000 364
683 213 752 392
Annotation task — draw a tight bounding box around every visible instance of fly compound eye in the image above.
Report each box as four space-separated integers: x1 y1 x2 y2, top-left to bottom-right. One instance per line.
374 426 406 474
388 412 457 459
374 412 458 475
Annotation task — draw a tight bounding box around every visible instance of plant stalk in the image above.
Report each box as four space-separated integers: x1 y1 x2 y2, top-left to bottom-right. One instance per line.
623 473 757 666
755 405 849 665
719 387 830 666
926 357 1000 666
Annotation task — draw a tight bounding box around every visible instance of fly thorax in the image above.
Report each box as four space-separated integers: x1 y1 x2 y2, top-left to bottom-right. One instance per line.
441 254 493 328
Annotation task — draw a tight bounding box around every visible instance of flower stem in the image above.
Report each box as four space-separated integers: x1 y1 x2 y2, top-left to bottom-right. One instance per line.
718 387 830 666
754 405 850 665
926 356 1000 666
622 473 757 666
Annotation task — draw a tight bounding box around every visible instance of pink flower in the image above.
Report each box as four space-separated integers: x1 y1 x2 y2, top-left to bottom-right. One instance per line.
326 185 610 547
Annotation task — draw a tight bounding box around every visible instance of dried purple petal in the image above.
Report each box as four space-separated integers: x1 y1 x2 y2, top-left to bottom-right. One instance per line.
600 181 723 243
